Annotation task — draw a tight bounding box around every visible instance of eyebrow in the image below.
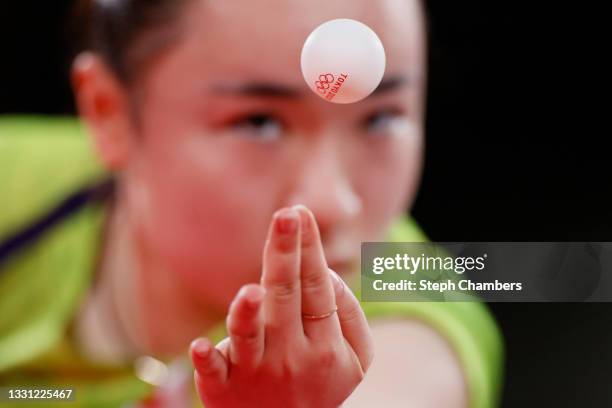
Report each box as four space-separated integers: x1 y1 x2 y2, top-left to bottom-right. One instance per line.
210 75 408 98
371 75 408 95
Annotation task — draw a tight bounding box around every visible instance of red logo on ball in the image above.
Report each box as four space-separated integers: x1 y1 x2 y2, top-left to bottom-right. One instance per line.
315 74 335 94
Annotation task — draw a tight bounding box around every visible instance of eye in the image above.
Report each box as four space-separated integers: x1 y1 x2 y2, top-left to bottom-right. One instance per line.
229 113 284 142
363 108 406 136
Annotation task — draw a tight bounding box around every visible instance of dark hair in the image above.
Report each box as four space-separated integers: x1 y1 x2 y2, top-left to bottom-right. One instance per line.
74 0 191 84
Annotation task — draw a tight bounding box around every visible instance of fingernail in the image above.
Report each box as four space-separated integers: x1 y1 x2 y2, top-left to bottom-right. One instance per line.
191 339 210 357
275 208 299 235
293 205 311 236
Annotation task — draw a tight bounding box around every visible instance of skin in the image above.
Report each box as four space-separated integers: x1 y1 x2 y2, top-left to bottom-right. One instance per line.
72 0 467 406
192 206 373 407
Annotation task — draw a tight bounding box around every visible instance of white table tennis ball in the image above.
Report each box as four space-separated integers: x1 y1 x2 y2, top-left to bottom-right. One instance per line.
301 19 386 104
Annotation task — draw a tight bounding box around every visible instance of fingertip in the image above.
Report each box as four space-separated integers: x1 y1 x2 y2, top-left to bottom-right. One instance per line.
293 205 313 240
190 338 211 362
292 204 309 220
265 207 301 255
236 284 265 308
293 204 317 226
273 207 300 235
244 284 266 307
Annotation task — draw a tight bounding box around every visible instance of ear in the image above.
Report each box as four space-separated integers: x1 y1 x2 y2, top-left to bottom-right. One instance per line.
71 52 134 170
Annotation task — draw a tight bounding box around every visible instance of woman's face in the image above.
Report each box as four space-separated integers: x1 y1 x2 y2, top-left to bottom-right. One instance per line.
120 0 426 312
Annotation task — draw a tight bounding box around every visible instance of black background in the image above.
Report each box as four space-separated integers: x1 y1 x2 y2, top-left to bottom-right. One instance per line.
1 1 610 406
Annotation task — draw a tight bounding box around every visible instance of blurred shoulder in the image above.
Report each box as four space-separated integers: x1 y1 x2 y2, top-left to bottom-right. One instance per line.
0 115 106 237
387 215 429 242
345 318 468 408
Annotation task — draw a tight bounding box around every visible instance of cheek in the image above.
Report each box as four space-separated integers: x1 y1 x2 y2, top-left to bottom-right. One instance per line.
129 131 284 306
356 131 424 239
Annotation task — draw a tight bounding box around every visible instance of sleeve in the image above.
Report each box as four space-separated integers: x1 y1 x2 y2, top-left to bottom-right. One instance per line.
357 216 504 408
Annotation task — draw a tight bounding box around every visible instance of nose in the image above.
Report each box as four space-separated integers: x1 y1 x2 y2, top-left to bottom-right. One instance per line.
288 138 362 236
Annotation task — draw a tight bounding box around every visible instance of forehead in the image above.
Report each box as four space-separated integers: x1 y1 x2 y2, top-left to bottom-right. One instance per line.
170 0 425 84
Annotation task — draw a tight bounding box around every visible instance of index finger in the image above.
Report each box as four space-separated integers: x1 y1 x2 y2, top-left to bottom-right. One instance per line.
260 207 303 341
